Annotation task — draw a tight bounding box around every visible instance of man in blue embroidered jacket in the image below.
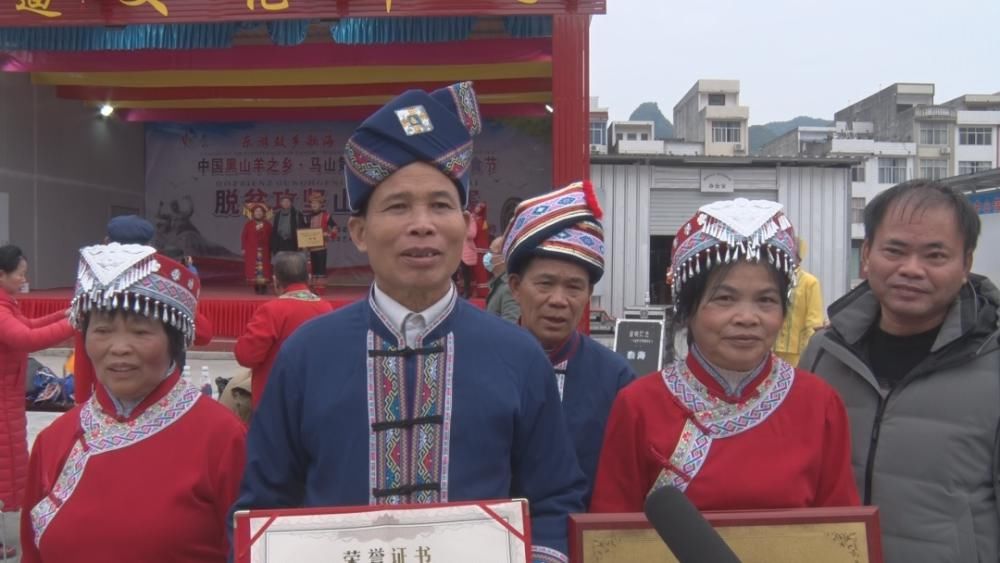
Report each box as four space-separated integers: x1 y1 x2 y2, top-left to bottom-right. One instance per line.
233 82 587 563
502 182 636 508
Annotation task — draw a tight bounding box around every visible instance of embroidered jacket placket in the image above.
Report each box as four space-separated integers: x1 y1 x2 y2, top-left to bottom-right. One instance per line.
367 297 456 506
30 379 200 546
648 357 795 496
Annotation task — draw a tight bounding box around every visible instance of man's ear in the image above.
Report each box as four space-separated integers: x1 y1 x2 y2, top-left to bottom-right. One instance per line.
507 273 522 298
347 216 367 253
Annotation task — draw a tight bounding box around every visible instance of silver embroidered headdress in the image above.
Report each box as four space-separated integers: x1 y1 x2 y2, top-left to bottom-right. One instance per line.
70 243 201 346
670 198 798 298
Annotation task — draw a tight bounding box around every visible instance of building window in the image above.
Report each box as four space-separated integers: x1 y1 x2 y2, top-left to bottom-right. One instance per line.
708 93 726 106
878 158 907 184
640 133 649 141
850 164 866 182
851 197 866 224
626 133 637 141
589 121 606 146
919 125 948 145
920 159 948 180
959 127 993 145
616 133 623 141
711 121 741 143
959 161 993 175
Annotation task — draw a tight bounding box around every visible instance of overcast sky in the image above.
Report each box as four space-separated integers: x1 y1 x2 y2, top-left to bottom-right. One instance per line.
589 0 1000 125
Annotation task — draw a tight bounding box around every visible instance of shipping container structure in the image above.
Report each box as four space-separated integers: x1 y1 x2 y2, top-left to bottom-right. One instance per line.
591 154 857 320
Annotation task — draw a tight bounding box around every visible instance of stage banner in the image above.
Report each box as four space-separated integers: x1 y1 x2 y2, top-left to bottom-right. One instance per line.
145 119 551 283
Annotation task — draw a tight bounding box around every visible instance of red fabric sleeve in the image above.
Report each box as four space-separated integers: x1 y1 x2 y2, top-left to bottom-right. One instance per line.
72 333 96 404
814 388 862 507
194 313 214 346
23 310 68 329
19 425 58 563
589 389 649 513
0 310 73 353
233 305 276 369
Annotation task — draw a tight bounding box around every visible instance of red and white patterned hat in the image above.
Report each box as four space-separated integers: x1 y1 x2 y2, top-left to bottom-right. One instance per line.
70 243 201 346
670 198 798 297
502 181 605 282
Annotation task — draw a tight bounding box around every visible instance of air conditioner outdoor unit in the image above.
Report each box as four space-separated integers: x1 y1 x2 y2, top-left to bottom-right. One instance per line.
733 144 745 153
939 146 951 155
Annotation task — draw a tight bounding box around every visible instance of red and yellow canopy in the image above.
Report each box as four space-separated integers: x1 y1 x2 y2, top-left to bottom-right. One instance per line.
2 37 554 121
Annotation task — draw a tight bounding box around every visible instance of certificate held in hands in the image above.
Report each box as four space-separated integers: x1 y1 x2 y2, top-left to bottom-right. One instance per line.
296 228 324 250
234 499 530 563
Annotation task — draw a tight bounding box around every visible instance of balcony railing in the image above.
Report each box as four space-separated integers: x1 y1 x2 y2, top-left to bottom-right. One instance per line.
914 106 956 120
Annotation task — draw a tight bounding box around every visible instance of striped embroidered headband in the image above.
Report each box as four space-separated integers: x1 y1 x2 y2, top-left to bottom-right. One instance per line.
502 180 606 283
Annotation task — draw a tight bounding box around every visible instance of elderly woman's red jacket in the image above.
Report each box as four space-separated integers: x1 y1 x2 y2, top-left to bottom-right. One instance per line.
0 291 73 511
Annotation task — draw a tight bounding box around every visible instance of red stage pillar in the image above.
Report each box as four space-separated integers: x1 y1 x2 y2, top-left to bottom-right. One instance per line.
552 14 593 335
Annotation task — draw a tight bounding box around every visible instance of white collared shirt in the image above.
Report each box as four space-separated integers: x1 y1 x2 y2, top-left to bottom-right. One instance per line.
372 283 456 349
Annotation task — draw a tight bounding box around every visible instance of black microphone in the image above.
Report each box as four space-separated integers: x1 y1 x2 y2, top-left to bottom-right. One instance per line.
643 486 742 563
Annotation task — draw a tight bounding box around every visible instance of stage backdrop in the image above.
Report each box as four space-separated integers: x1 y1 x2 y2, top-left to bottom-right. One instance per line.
145 119 552 284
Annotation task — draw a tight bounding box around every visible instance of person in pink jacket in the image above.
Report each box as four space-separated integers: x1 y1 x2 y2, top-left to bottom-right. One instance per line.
0 245 73 558
459 214 478 298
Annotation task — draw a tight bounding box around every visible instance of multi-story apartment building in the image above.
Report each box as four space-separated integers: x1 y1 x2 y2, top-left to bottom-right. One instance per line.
672 79 750 157
762 83 1000 284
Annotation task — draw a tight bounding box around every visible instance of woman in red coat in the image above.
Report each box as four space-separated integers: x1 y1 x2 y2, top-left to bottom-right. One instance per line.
20 244 246 563
241 203 273 294
471 202 491 298
590 200 859 513
0 246 73 557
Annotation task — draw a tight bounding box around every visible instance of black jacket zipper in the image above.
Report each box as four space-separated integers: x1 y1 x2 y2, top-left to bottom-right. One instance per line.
863 392 889 504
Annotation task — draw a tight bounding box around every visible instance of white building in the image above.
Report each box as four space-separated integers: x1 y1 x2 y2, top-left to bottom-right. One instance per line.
589 97 609 155
590 155 856 319
673 80 750 157
762 85 1000 284
608 121 660 154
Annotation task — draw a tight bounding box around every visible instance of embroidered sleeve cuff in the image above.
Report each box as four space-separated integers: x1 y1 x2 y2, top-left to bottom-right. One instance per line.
532 545 569 563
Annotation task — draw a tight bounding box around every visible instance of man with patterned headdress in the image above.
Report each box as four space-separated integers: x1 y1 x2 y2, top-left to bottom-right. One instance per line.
300 192 339 294
235 82 586 563
502 181 635 508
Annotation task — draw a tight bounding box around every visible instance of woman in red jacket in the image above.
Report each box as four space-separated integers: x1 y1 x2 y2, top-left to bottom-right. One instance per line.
0 245 73 558
590 200 859 513
20 243 245 563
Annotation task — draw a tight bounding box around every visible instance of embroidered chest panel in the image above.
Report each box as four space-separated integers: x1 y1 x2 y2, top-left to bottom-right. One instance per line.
649 358 795 495
30 380 200 547
366 330 455 506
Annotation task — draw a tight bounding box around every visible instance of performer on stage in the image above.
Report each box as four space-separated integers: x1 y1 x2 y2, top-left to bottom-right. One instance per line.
471 201 491 297
21 244 246 563
234 82 586 563
590 199 859 513
269 195 303 254
301 192 339 294
502 181 636 508
241 203 273 295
